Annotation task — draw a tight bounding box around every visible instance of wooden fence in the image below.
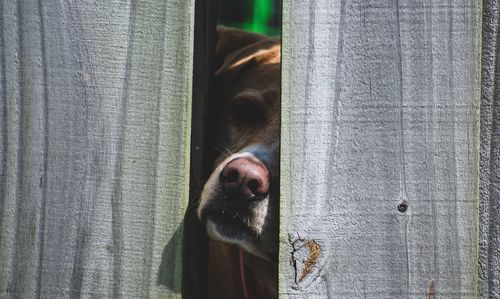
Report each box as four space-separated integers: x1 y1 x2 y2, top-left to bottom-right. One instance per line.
0 0 498 298
281 0 481 297
0 0 193 297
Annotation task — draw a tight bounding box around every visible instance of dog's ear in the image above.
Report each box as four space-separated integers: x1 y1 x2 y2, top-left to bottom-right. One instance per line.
215 26 266 69
215 27 278 80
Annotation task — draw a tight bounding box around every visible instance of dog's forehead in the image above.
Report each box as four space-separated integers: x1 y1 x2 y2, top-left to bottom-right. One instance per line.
233 63 280 101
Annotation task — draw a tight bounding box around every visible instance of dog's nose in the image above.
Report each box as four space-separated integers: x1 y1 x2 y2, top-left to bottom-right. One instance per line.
220 158 269 200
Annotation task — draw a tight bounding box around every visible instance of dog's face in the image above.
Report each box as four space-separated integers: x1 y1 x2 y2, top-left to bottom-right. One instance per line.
197 28 280 261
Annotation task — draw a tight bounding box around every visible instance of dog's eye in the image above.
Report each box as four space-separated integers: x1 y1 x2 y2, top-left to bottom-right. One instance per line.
229 100 266 125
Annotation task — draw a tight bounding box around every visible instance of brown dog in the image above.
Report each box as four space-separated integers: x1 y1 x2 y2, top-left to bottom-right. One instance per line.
197 27 280 299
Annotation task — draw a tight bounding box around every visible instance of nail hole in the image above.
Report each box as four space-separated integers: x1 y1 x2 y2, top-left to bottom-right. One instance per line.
397 200 408 213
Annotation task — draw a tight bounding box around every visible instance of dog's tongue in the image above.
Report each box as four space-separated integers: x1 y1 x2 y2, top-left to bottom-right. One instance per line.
239 249 269 299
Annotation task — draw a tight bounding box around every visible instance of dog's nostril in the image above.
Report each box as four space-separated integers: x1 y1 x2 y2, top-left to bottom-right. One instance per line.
221 167 239 183
248 178 267 197
248 179 259 194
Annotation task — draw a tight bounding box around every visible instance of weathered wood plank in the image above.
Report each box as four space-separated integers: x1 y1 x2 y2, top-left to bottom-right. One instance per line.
280 1 481 297
479 1 500 298
0 0 194 297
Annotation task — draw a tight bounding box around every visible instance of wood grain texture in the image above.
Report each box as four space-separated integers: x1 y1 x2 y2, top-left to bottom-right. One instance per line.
479 1 500 298
0 0 194 297
280 0 481 297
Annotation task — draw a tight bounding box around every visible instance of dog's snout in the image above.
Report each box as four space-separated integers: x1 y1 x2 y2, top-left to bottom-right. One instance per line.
220 158 269 200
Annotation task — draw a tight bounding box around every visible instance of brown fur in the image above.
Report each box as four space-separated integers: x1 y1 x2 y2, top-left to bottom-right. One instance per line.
198 27 281 298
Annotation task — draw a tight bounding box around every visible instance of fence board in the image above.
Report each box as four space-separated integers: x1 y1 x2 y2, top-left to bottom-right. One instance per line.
480 0 500 298
0 0 194 297
280 1 481 297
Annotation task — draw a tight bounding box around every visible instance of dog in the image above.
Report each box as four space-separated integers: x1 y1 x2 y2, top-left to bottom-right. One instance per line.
197 27 280 299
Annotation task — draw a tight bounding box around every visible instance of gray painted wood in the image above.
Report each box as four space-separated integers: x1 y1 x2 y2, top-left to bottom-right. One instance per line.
0 0 194 297
480 1 500 298
280 1 481 297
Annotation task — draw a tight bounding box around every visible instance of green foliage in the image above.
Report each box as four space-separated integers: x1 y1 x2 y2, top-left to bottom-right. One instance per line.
219 0 280 37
